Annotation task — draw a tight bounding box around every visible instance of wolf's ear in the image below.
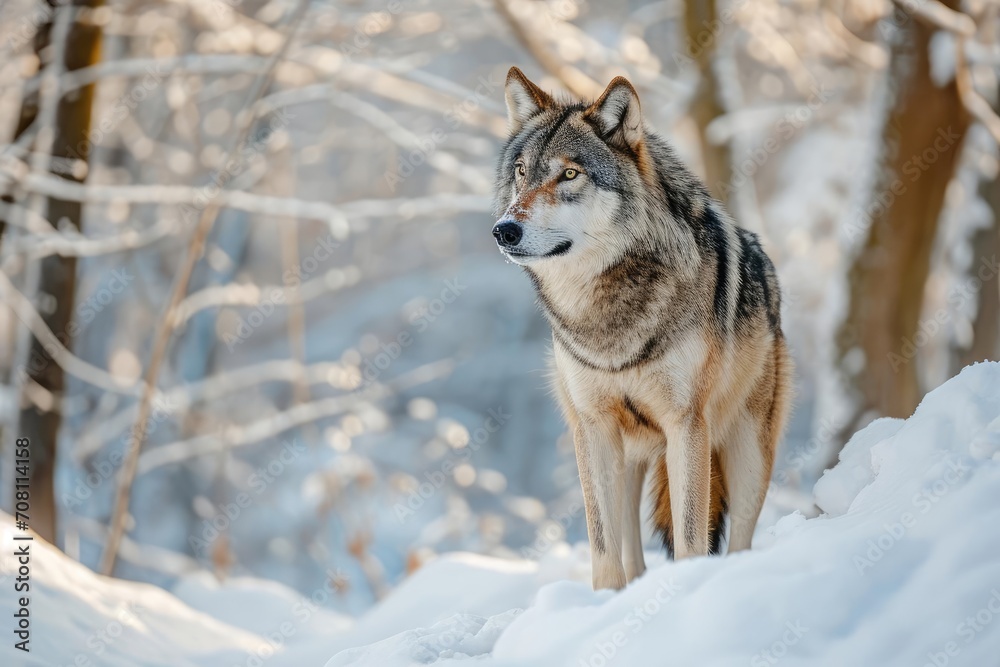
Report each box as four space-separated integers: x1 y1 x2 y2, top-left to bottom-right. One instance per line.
505 67 553 134
585 77 643 150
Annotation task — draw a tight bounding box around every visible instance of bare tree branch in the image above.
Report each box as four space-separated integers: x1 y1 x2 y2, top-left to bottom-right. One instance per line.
892 0 976 37
136 359 455 474
891 0 1000 144
1 213 179 260
100 0 313 576
0 268 140 395
492 0 601 98
73 360 349 460
5 168 490 221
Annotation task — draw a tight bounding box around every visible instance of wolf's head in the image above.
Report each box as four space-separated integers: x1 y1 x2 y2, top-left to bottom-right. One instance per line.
493 67 685 271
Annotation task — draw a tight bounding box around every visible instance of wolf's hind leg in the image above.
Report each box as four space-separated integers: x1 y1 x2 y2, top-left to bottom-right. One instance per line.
622 458 647 582
575 419 627 590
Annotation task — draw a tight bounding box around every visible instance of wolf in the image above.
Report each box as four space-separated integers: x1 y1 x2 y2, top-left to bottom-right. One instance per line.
492 67 792 590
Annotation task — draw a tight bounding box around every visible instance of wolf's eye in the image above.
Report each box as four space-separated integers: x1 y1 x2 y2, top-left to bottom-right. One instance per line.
562 168 578 180
515 163 526 179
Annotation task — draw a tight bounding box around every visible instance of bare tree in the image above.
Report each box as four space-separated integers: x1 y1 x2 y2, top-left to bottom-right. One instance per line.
958 168 1000 369
683 0 733 203
837 0 971 426
1 0 104 543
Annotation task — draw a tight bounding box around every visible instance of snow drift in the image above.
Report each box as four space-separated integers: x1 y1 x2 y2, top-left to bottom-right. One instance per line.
3 362 1000 666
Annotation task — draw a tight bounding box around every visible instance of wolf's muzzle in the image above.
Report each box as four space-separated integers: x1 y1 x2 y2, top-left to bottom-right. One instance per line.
492 220 523 248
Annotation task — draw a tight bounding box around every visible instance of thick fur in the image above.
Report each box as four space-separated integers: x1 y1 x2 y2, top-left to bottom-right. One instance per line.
494 68 792 590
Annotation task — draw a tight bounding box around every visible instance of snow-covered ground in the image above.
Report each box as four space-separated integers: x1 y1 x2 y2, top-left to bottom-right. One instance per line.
4 362 1000 666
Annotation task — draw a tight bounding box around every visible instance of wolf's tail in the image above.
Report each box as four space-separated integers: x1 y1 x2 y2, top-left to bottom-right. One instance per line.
650 451 728 557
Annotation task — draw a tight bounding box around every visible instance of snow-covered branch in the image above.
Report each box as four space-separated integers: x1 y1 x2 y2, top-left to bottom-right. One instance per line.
135 359 455 474
892 0 1000 144
5 168 491 222
0 269 140 395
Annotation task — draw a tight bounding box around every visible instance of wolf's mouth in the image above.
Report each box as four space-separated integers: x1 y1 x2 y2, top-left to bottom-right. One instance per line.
504 240 573 259
544 240 573 257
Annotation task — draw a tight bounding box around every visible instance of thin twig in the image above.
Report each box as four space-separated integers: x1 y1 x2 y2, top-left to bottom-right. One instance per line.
492 0 601 98
99 0 313 576
135 359 455 474
889 0 1000 144
1 211 178 260
171 269 354 328
0 270 139 395
280 220 311 406
74 516 202 576
6 168 490 221
329 91 489 193
956 37 1000 145
891 0 975 37
12 54 272 97
74 360 347 460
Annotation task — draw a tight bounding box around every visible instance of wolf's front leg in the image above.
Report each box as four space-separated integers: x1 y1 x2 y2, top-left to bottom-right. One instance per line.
664 415 711 559
574 419 627 590
622 459 647 582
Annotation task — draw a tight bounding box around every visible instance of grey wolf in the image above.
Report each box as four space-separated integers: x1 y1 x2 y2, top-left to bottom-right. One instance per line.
492 67 792 590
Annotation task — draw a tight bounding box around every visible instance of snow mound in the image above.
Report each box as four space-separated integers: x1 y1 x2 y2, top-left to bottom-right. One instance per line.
328 362 1000 666
2 362 999 666
0 522 264 666
171 570 354 640
327 610 521 666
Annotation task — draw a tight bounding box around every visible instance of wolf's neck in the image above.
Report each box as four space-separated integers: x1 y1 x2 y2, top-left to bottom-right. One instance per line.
526 253 691 368
526 258 604 321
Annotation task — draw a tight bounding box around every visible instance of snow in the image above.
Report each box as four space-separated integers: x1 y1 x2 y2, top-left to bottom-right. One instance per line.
4 362 1000 666
0 528 264 667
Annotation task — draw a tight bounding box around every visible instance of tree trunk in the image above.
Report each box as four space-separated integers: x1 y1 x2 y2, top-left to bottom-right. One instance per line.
958 174 1000 369
836 2 971 426
14 0 104 544
683 0 733 204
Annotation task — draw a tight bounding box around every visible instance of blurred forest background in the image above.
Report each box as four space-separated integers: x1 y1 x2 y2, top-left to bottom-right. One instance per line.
0 0 998 614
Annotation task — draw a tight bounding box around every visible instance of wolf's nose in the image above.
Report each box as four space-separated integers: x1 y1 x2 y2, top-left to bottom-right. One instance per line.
493 221 523 247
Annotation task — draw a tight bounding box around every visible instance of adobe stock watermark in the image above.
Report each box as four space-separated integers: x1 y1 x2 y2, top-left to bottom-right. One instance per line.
64 63 167 166
888 255 999 372
355 277 467 388
235 566 350 667
383 67 504 191
339 0 404 63
4 2 53 51
178 108 296 224
188 438 307 557
853 456 969 574
722 84 832 198
922 589 1000 667
393 405 510 522
520 500 584 560
61 395 177 510
56 602 146 667
664 0 752 76
772 416 838 487
208 0 245 20
577 577 681 667
18 267 134 381
844 125 963 244
750 620 809 666
222 232 341 351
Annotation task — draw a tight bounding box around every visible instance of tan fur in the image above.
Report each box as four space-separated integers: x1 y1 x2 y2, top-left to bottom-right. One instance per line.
551 324 792 587
650 451 727 555
497 69 793 590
